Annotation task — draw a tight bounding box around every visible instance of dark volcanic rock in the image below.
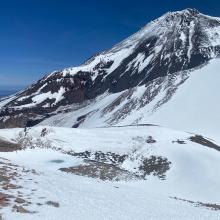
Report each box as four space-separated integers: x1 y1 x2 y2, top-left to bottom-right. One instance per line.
139 156 171 180
45 201 60 208
189 135 220 152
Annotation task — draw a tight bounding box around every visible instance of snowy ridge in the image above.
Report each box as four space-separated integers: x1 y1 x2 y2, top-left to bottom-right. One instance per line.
46 8 220 80
0 8 220 132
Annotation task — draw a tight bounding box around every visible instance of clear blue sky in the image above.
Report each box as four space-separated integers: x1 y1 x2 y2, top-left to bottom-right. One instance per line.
0 0 220 89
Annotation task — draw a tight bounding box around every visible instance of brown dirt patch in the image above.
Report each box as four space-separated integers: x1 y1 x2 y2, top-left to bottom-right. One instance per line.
60 160 138 181
0 139 21 152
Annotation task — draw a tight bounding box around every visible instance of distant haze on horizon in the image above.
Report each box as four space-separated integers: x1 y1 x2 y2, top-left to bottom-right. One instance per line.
1 0 220 89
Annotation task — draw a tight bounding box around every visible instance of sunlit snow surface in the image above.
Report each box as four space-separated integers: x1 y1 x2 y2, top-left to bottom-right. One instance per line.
1 126 220 219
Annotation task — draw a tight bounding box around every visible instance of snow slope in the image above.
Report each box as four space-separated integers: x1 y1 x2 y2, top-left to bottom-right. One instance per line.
142 59 220 139
1 149 220 220
39 59 220 140
1 126 220 219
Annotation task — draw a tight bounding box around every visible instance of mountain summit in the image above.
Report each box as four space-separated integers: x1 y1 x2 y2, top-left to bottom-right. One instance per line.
0 8 220 133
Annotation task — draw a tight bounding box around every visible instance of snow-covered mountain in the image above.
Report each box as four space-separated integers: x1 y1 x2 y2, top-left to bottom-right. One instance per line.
38 58 220 140
1 8 220 219
0 8 220 138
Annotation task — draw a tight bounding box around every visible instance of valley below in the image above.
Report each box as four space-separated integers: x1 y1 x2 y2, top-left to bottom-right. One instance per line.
0 125 220 219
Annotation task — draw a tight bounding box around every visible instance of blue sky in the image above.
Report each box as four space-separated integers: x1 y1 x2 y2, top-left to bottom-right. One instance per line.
0 0 220 89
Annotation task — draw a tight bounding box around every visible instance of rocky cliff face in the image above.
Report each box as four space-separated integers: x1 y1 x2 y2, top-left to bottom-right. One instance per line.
1 8 220 128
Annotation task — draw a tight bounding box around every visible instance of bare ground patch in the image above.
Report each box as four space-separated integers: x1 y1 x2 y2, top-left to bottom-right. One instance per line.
0 139 21 152
60 160 139 181
60 153 171 181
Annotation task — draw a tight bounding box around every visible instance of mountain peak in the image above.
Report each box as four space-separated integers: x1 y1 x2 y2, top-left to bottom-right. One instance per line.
160 8 201 21
178 8 200 15
1 9 220 128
